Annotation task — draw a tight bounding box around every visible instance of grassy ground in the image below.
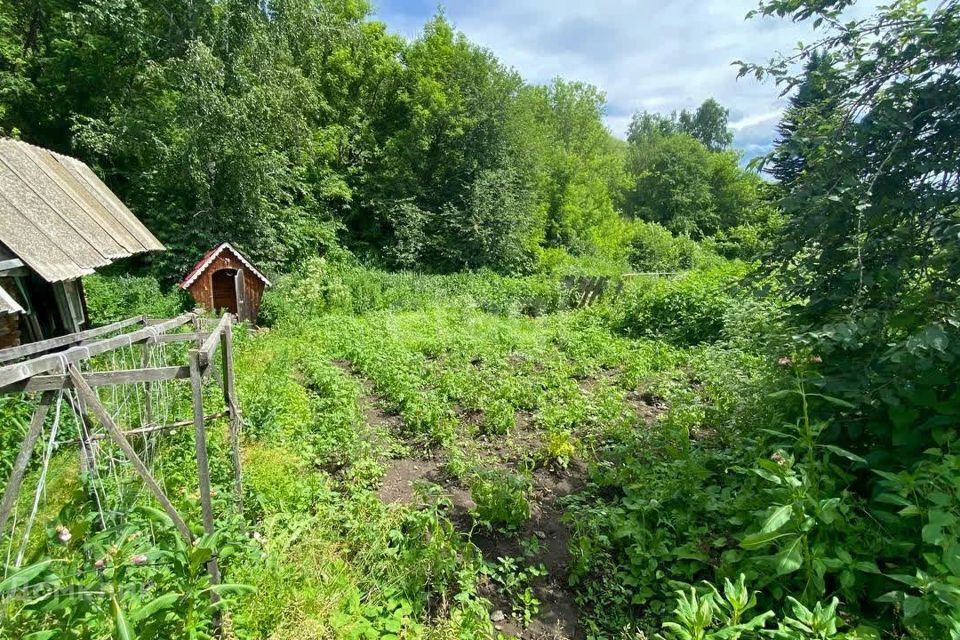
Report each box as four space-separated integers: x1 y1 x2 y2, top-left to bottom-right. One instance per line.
1 264 782 639
227 281 720 638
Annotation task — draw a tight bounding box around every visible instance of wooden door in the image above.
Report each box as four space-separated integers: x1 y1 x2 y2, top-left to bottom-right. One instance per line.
234 269 247 321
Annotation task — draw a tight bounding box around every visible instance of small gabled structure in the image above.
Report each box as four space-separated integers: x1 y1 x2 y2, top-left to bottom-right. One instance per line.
0 138 165 348
180 242 270 323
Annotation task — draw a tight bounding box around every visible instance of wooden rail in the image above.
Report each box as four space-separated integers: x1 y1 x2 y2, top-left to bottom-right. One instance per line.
0 313 195 391
0 315 146 364
0 365 191 393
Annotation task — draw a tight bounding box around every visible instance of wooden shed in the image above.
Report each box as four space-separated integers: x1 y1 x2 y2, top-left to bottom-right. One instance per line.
0 138 165 349
179 243 270 323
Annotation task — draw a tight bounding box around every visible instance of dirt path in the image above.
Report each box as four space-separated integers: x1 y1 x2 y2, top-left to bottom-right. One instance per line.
473 462 586 640
334 360 585 639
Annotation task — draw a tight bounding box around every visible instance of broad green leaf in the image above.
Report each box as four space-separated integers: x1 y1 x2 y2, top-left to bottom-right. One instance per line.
822 445 866 464
741 530 794 550
111 595 136 640
0 560 55 594
761 504 793 534
207 583 256 596
775 537 803 576
807 393 856 409
130 593 181 622
902 595 926 619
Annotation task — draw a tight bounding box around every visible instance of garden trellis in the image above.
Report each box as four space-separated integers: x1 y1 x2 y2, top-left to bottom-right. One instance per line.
0 312 242 598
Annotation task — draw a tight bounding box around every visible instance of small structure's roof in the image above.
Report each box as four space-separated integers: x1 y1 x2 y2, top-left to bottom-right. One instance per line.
179 242 272 289
0 284 23 316
0 138 164 282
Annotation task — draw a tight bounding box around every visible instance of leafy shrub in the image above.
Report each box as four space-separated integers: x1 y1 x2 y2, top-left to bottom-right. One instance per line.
258 257 352 325
539 429 579 470
709 220 779 262
628 220 701 272
615 264 748 345
470 470 531 532
83 273 187 324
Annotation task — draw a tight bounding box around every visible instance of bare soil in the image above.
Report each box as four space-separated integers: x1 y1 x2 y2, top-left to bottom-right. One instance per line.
337 359 592 639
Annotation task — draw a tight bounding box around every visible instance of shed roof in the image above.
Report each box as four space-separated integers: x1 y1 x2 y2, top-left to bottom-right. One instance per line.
0 284 23 316
0 138 164 282
179 242 272 289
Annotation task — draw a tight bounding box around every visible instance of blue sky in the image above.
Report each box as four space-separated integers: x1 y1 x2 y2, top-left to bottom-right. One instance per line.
370 1 873 162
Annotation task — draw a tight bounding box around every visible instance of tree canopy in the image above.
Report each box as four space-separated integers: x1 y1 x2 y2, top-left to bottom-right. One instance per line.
0 1 771 278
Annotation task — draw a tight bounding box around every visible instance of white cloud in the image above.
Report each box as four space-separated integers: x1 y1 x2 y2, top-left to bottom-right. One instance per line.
731 110 784 131
371 0 879 161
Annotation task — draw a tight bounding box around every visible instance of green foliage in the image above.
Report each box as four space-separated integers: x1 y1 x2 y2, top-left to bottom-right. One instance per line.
539 429 579 470
628 220 704 272
0 0 712 277
0 507 252 639
742 0 960 326
0 395 32 479
657 576 774 640
469 470 531 533
512 79 628 256
615 265 747 345
624 132 770 243
871 449 960 635
481 555 547 626
657 576 869 640
259 257 580 324
83 273 186 325
627 98 733 152
5 3 957 636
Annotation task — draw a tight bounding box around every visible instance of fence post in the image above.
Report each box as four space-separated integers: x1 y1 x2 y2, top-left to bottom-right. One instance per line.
220 321 243 510
0 391 55 537
189 348 222 628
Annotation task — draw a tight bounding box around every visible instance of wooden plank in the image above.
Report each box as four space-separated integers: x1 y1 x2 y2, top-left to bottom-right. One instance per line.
198 314 230 366
85 411 228 442
0 313 194 391
0 392 56 537
141 339 154 426
189 349 222 617
221 321 243 509
68 366 194 542
0 366 191 394
154 332 210 344
0 315 145 364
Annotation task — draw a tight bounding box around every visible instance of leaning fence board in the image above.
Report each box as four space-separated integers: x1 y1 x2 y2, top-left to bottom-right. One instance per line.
0 392 55 537
84 411 229 442
68 366 194 542
221 321 243 508
0 313 194 389
189 348 222 622
0 315 145 364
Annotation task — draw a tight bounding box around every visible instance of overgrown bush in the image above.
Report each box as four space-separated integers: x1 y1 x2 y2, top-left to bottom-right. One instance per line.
259 257 576 324
83 273 187 324
615 264 748 345
470 470 531 533
628 220 702 272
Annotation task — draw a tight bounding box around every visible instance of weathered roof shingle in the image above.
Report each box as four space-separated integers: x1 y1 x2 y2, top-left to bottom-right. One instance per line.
0 284 23 316
0 138 164 282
